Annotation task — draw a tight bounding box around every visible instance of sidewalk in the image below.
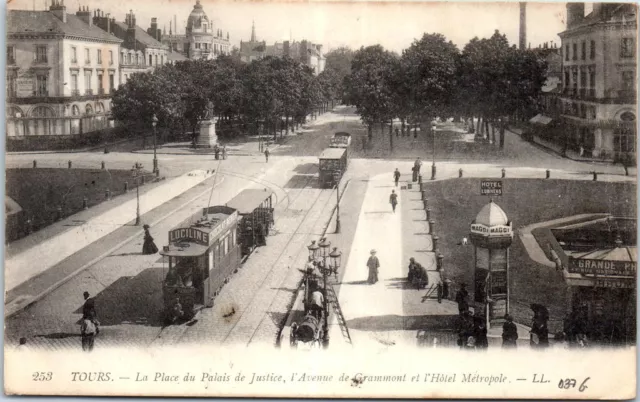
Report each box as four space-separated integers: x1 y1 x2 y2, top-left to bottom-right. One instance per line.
5 170 214 293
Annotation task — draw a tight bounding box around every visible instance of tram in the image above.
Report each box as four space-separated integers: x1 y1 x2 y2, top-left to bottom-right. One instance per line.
226 189 274 257
318 147 348 189
159 189 274 322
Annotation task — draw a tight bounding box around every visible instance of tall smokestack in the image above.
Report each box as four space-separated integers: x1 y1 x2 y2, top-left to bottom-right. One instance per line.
519 2 526 50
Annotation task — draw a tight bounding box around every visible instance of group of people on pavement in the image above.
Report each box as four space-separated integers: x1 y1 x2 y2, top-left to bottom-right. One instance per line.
213 144 227 160
407 258 428 289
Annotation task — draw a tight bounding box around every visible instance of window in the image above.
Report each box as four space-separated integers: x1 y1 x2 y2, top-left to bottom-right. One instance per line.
195 43 201 49
7 46 15 64
161 55 164 65
72 105 80 116
127 53 132 64
589 69 596 89
71 73 79 94
109 74 115 91
85 48 90 64
97 49 102 64
84 70 92 94
565 44 570 61
572 70 578 90
35 73 48 96
121 51 125 63
155 55 158 65
6 71 17 97
97 74 103 93
564 69 570 90
109 50 113 65
621 38 635 58
70 46 77 63
590 40 596 59
572 43 577 60
621 71 635 91
36 45 48 63
580 68 587 88
85 104 93 115
581 41 586 60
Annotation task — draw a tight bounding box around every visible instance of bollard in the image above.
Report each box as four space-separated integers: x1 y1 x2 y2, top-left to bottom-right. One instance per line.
421 190 426 200
105 189 111 200
546 169 550 179
459 168 463 178
68 160 72 169
26 218 33 235
124 181 129 192
501 168 506 178
83 197 88 210
101 161 105 170
431 164 436 180
56 206 62 221
423 198 429 210
592 171 597 181
429 219 435 235
33 160 37 168
432 235 439 252
426 208 432 221
436 253 444 271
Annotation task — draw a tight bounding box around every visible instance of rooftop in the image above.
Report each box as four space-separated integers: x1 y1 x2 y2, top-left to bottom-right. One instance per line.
7 10 121 43
474 200 509 227
111 20 166 49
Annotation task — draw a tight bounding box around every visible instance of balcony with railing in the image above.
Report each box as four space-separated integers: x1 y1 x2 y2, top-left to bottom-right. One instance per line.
71 90 80 97
85 89 93 96
98 88 105 95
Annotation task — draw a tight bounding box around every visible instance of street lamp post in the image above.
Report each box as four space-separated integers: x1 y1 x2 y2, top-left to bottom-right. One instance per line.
334 172 341 234
132 163 142 225
307 240 320 262
315 238 341 348
431 122 437 180
152 114 159 176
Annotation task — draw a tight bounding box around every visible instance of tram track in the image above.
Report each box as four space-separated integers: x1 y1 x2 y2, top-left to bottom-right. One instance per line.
216 162 333 345
175 160 337 346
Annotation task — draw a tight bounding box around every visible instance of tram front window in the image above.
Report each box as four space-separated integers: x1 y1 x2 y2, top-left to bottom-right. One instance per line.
166 257 196 287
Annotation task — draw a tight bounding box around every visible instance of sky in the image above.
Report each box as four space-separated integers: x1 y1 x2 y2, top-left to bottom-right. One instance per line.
9 0 572 53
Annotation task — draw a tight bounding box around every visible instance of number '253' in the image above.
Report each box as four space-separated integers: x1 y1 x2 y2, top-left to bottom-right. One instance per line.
32 372 53 381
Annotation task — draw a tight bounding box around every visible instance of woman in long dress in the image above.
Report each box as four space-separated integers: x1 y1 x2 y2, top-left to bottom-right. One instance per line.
366 249 380 284
142 224 159 255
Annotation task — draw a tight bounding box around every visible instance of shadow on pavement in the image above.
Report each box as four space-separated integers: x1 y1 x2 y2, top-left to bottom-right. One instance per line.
35 332 80 339
284 174 318 189
73 268 165 327
293 163 318 173
346 314 459 332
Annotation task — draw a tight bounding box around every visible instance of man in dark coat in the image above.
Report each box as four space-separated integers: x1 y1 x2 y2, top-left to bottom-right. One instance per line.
82 291 99 335
389 190 398 213
502 314 518 348
455 283 469 315
393 168 401 187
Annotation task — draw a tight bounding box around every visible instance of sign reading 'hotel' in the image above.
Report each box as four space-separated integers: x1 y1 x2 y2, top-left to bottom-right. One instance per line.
480 180 503 196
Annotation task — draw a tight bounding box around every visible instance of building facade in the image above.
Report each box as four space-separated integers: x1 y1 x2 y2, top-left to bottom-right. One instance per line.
239 22 326 75
92 10 169 85
6 1 122 140
558 3 637 162
161 0 231 60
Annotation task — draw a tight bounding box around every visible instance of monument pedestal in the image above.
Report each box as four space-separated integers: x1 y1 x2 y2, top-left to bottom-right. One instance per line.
197 119 218 148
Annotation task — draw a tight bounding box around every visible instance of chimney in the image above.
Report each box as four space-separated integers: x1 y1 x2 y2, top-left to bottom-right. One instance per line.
150 17 158 38
76 5 92 26
125 10 137 48
566 3 585 29
49 0 67 23
519 2 526 50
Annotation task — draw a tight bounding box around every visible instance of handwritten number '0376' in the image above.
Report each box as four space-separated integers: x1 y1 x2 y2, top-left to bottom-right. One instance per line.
558 377 590 392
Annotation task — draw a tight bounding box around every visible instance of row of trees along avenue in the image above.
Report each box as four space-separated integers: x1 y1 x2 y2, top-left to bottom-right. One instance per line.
111 55 342 144
343 30 547 149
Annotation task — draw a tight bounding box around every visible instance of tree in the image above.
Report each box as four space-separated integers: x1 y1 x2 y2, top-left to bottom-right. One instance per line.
401 33 459 132
324 46 354 101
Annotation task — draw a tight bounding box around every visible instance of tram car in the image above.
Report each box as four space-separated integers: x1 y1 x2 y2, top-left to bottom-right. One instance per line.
318 147 349 189
289 266 328 349
225 189 274 257
160 189 274 322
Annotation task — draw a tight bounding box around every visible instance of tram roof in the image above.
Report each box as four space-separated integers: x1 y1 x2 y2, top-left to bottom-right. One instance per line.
319 147 346 159
226 189 274 214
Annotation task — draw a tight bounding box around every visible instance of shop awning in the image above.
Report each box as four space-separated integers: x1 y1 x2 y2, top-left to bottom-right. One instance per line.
529 114 553 125
160 242 209 257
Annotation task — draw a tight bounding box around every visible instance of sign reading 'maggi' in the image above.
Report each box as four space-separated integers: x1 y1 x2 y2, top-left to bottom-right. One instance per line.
481 180 503 196
470 223 512 237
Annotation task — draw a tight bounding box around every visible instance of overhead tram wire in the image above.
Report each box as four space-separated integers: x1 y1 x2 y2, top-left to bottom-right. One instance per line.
206 158 224 210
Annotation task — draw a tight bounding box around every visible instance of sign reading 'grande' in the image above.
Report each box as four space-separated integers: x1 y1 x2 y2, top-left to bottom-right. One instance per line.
568 258 636 277
480 180 503 196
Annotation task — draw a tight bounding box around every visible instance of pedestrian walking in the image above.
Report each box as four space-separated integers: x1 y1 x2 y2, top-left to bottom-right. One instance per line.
142 224 158 255
502 314 519 348
81 317 96 352
389 190 398 213
366 249 380 284
82 291 100 335
393 168 401 187
222 146 227 160
264 147 270 162
474 317 489 350
214 145 220 160
530 304 550 349
455 283 469 315
395 127 400 137
411 165 418 182
414 157 422 174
